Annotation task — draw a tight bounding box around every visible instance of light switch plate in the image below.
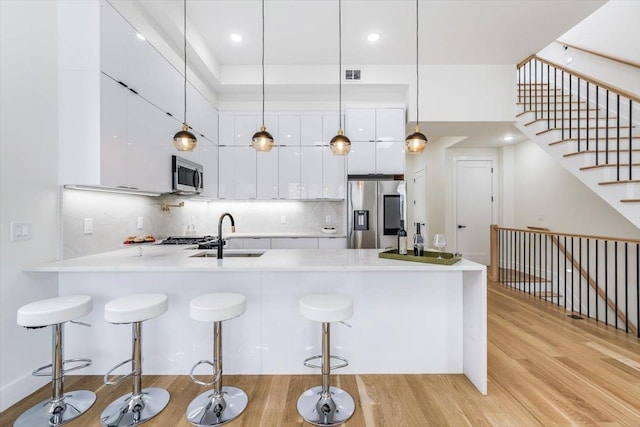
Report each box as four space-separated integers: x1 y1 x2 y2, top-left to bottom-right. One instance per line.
137 216 144 230
84 218 93 235
11 221 32 241
280 216 286 224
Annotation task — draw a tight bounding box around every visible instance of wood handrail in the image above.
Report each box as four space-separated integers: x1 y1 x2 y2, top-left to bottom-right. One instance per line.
517 55 640 104
496 226 640 245
557 40 640 69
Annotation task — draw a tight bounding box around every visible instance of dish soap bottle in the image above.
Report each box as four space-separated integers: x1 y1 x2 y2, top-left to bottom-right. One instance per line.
397 220 408 255
413 223 424 256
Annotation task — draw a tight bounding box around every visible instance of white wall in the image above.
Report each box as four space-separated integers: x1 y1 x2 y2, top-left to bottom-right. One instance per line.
508 140 640 239
62 190 345 259
0 1 60 411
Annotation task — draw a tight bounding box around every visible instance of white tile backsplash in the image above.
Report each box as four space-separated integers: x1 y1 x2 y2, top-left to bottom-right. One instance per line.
62 189 344 258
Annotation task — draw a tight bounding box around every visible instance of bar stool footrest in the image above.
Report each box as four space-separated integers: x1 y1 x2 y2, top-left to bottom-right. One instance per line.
104 358 135 386
189 359 221 387
32 358 93 377
303 355 349 371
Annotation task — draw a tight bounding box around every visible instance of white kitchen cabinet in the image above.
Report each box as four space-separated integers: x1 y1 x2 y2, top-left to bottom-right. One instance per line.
376 108 405 141
322 147 346 199
100 75 129 188
271 238 318 249
318 237 348 249
279 115 300 146
346 107 406 175
347 141 376 175
346 108 375 142
218 114 235 146
234 115 258 146
376 141 405 175
234 146 257 199
218 147 235 199
278 146 301 199
301 114 323 146
257 147 279 199
301 146 323 199
200 139 218 198
322 114 342 142
227 238 271 250
100 3 129 84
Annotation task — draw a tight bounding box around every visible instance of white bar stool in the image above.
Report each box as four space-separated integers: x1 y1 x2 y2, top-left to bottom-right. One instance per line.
297 294 355 426
100 293 169 427
186 293 248 426
15 295 96 427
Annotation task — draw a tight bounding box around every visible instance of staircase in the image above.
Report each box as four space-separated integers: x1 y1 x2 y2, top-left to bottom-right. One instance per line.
514 56 640 229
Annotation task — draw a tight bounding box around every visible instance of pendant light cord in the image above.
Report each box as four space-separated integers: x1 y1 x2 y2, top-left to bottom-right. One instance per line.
183 0 187 126
415 0 419 125
262 0 265 127
338 0 343 129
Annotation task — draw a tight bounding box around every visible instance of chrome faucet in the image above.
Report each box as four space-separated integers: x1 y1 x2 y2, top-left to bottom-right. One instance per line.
217 213 235 259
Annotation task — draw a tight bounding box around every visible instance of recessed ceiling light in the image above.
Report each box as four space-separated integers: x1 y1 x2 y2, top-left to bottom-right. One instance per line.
367 33 380 42
136 33 145 41
230 33 243 43
503 135 514 142
566 56 574 64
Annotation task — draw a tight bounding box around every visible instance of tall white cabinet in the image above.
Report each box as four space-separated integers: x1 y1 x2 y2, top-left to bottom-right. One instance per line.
345 107 406 175
60 1 219 197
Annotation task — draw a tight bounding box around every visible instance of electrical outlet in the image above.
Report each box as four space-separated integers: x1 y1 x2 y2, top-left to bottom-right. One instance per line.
326 215 332 224
11 221 32 241
280 216 286 224
84 218 93 235
137 216 144 230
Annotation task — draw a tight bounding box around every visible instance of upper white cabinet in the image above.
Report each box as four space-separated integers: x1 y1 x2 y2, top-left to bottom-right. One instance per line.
234 147 257 199
279 115 301 146
346 107 406 175
61 1 219 193
218 111 348 200
257 148 279 199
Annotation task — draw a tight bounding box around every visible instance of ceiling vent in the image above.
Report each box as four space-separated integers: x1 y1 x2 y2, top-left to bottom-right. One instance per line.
345 69 361 81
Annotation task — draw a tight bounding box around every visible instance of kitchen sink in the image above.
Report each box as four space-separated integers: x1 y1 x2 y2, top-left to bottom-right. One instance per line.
190 251 265 258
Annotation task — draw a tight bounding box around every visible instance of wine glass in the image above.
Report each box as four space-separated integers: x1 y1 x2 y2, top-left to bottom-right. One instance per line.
433 234 447 258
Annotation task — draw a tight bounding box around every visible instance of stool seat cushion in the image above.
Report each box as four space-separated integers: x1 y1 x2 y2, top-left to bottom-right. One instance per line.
105 293 168 324
17 295 93 327
299 294 353 323
190 293 246 322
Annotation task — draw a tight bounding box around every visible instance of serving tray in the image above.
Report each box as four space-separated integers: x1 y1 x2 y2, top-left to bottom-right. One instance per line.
378 249 462 265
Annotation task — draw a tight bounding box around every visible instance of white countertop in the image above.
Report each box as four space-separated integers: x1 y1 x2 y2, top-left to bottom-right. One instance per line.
27 246 485 273
226 232 346 238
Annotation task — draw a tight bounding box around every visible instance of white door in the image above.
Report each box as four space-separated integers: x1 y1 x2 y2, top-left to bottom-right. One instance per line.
455 160 494 265
413 168 426 234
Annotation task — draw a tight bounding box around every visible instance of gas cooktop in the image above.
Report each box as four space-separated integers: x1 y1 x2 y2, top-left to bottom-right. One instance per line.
160 236 214 245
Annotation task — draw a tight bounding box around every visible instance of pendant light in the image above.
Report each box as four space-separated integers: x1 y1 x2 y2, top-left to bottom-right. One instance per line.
252 0 274 152
405 0 427 154
173 0 197 152
329 0 351 155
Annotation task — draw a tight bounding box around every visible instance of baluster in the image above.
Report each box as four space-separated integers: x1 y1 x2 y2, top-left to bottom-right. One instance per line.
586 81 590 151
624 242 628 333
596 86 599 165
564 236 568 310
578 78 581 152
617 94 620 181
569 75 572 139
606 89 610 164
562 70 565 139
614 241 618 329
629 100 633 181
571 237 575 313
554 67 557 128
587 239 590 318
636 244 639 338
547 64 550 128
605 240 609 326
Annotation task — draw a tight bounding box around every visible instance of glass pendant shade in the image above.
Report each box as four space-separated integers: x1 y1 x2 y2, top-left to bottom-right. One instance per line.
406 126 427 154
173 124 197 151
330 129 351 155
251 125 274 152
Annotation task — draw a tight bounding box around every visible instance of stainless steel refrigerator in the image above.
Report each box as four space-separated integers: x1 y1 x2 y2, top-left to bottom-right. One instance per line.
347 179 406 249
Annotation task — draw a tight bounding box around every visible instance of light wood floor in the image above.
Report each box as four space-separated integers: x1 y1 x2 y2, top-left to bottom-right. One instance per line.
2 280 639 426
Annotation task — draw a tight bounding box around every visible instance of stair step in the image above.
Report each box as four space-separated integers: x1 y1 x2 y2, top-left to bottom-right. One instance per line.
599 179 640 186
517 83 550 86
621 199 640 203
564 148 640 158
524 117 619 127
537 125 635 136
580 162 640 171
549 136 640 146
516 108 600 118
518 100 587 106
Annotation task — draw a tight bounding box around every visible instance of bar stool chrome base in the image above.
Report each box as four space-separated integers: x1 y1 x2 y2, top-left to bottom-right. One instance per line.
100 388 170 427
14 390 96 427
297 386 355 427
186 386 248 427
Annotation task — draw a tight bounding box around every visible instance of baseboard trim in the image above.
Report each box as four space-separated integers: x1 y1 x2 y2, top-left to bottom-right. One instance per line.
0 372 48 412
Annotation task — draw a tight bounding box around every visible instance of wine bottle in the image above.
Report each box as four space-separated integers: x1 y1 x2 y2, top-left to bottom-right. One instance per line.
413 223 424 256
398 220 408 255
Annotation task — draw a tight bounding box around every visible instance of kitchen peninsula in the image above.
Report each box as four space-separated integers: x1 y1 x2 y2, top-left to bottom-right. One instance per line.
28 247 487 395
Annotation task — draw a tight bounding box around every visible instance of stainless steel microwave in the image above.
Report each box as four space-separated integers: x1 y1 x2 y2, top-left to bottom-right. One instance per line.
172 155 203 195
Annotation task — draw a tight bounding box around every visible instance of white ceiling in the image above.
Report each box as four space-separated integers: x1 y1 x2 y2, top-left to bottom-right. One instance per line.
124 0 606 149
135 0 605 67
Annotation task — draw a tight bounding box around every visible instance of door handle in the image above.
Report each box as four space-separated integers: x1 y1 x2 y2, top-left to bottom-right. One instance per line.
458 225 466 229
